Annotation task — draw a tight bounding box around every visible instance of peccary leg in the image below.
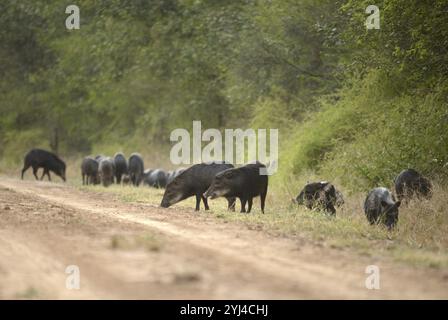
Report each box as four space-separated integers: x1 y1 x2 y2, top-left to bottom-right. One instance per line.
195 194 201 211
260 187 267 214
130 174 136 186
201 196 210 210
45 170 51 181
227 197 236 212
21 165 30 179
32 167 39 180
82 174 85 185
247 198 253 213
240 198 247 213
40 169 50 181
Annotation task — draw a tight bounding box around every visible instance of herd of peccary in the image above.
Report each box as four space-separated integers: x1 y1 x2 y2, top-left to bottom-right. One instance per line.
21 148 433 230
81 152 184 188
295 168 432 229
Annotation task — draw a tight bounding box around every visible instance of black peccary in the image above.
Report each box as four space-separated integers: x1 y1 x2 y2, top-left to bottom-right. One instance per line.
99 157 115 187
142 169 153 187
21 148 66 182
364 187 401 229
296 181 338 215
161 162 236 211
142 169 153 186
128 153 144 186
143 169 154 181
113 152 128 184
81 156 99 185
394 169 432 201
204 162 268 213
144 169 168 188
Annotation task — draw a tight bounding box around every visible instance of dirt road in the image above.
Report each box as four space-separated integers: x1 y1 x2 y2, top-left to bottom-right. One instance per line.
0 177 447 299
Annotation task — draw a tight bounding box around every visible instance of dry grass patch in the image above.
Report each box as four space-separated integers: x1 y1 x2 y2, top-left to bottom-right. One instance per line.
76 180 448 268
110 233 162 252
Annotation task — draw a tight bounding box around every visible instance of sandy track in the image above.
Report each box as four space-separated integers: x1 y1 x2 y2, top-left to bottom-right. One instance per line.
0 177 447 299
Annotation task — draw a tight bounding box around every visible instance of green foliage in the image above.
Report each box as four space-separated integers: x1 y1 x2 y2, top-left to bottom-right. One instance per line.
277 69 448 191
274 0 448 190
321 82 448 190
278 70 395 176
342 0 448 86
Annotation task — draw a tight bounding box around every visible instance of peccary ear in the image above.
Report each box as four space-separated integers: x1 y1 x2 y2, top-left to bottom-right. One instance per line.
395 201 401 208
223 169 236 178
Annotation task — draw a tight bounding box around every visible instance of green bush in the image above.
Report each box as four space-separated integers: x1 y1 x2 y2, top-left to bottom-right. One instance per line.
322 83 448 190
275 70 448 191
